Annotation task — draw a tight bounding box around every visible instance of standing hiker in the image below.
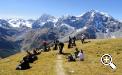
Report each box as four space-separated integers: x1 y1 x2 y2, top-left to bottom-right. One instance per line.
58 42 64 54
72 36 76 46
43 41 48 52
53 39 59 50
68 36 72 48
81 34 85 44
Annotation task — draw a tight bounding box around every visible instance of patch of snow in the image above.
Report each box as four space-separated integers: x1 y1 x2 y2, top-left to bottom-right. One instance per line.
77 12 85 17
53 18 58 23
83 26 88 30
54 24 56 27
100 12 110 17
91 12 95 17
61 23 75 30
76 28 82 33
76 26 88 33
71 20 76 22
106 29 109 33
47 19 53 22
41 22 46 25
113 22 117 24
8 18 32 28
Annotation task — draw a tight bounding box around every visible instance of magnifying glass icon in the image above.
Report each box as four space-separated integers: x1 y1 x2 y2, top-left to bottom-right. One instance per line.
101 54 116 70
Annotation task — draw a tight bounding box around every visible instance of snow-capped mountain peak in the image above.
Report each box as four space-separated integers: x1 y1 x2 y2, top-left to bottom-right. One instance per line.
89 10 111 18
7 18 33 28
99 12 110 17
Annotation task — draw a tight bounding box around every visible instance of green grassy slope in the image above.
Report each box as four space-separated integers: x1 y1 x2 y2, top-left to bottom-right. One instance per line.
0 38 122 75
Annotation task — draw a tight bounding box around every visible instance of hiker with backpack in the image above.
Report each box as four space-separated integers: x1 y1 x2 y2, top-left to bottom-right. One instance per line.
24 50 38 63
16 56 31 70
43 41 48 52
68 36 72 48
81 34 85 44
67 53 76 62
72 36 76 46
58 42 64 54
53 39 59 50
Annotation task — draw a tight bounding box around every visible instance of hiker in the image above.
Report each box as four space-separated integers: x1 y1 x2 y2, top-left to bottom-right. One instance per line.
24 50 38 63
33 49 41 55
43 41 48 52
78 49 84 61
16 57 30 70
68 54 76 62
72 36 76 46
47 46 51 51
36 48 41 51
68 36 72 48
58 42 64 54
33 49 38 55
74 48 79 58
53 39 59 50
81 34 85 44
26 50 32 55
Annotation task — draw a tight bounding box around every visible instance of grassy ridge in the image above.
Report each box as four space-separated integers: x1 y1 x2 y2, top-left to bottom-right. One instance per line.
0 50 57 75
63 39 122 75
0 38 122 75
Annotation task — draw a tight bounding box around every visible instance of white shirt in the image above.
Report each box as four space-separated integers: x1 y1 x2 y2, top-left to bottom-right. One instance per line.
78 52 84 60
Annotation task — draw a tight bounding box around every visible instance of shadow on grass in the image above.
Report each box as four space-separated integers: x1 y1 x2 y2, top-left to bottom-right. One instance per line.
83 41 91 44
62 53 70 56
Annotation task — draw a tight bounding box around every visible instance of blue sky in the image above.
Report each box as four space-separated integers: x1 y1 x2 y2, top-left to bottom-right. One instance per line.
0 0 121 20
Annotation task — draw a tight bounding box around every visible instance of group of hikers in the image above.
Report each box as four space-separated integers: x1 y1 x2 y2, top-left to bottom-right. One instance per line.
68 34 86 48
16 49 41 70
43 39 65 54
67 34 85 62
16 34 86 70
53 39 64 54
68 36 77 48
68 48 84 62
16 40 65 70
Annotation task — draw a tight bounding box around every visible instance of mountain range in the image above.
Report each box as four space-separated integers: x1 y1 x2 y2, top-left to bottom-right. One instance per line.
0 10 122 58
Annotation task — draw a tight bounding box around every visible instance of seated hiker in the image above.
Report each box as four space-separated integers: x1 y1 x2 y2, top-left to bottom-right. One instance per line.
26 50 32 56
16 57 30 70
33 49 40 55
74 48 79 58
40 49 44 52
67 54 76 62
78 49 84 61
72 36 76 46
43 41 48 52
36 48 42 54
24 51 38 63
47 46 51 51
58 42 64 54
33 49 38 55
68 36 72 48
36 48 40 51
31 54 38 61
